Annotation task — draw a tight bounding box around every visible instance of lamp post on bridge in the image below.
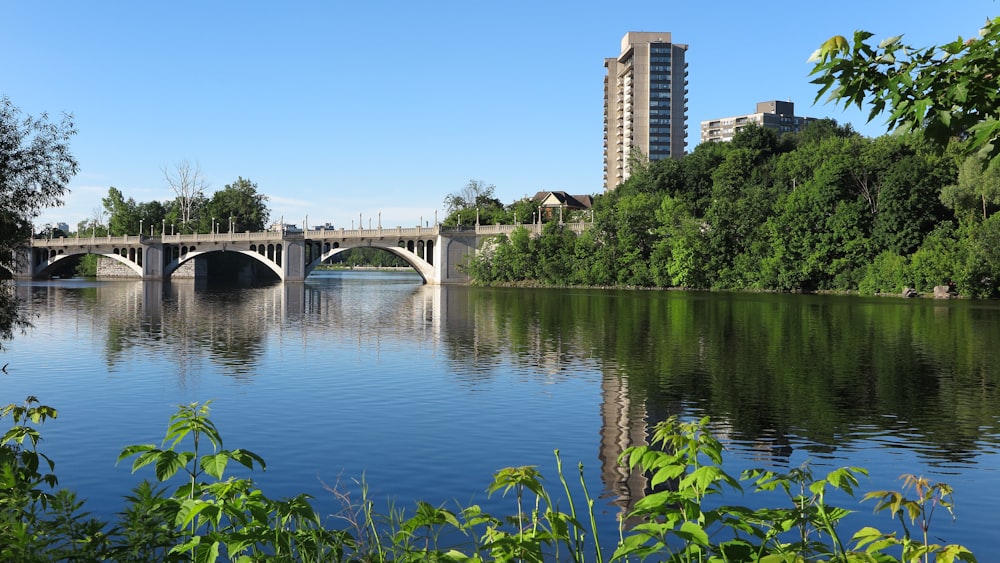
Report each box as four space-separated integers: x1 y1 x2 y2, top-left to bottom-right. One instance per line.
162 219 165 236
139 219 143 239
212 217 216 235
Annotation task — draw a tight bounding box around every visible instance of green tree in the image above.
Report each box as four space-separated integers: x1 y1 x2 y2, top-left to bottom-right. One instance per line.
136 200 167 236
680 139 731 217
201 177 270 233
507 197 540 225
869 136 953 256
0 97 77 289
102 187 139 236
536 221 577 284
763 136 872 290
703 143 779 288
941 147 1000 222
651 195 709 288
0 98 76 350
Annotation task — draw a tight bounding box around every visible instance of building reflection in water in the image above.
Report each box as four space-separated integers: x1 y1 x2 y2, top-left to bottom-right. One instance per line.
598 367 649 516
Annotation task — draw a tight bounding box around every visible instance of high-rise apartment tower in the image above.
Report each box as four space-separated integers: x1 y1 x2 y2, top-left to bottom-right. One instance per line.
604 32 689 191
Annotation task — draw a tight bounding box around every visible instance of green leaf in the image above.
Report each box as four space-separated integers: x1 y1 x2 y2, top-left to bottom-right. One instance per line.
154 450 187 481
878 35 903 49
229 448 266 471
677 520 710 546
117 443 155 463
200 452 229 479
175 498 214 527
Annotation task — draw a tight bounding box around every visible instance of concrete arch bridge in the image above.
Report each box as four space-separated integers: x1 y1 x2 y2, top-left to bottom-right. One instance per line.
19 223 589 284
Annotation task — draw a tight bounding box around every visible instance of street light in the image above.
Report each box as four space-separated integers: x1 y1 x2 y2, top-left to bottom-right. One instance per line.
212 217 216 234
139 219 143 238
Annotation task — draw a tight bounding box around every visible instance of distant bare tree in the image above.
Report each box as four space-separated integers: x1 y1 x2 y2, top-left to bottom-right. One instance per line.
444 179 497 214
161 159 208 228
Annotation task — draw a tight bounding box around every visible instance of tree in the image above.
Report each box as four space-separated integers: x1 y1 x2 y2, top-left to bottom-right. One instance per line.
201 177 270 233
0 97 77 343
810 18 1000 160
442 179 503 226
162 159 208 230
101 187 138 236
941 147 1000 222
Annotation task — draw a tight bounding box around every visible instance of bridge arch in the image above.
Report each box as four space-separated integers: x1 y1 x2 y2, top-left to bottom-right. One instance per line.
306 243 435 283
163 248 285 280
30 249 144 279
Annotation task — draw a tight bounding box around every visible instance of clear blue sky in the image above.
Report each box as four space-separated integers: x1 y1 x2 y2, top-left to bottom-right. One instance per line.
6 1 996 231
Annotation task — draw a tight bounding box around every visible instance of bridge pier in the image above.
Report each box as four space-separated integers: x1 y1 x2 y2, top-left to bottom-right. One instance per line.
282 238 307 282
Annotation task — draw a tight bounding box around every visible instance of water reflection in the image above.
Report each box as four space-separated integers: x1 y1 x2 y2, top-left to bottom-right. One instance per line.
12 277 1000 546
22 279 1000 465
449 288 1000 510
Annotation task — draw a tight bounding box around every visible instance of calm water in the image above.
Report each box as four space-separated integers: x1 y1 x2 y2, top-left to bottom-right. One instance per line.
5 271 1000 556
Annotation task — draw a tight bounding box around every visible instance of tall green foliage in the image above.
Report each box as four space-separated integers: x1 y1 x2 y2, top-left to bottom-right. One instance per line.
201 177 270 233
465 121 973 296
810 18 1000 160
1 98 77 342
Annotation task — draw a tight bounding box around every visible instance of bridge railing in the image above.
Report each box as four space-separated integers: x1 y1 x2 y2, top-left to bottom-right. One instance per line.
162 232 277 243
470 222 591 235
304 226 441 238
30 234 146 247
28 221 592 248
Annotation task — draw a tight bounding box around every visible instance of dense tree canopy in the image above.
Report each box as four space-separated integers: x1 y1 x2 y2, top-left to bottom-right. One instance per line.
96 177 271 236
464 121 1000 296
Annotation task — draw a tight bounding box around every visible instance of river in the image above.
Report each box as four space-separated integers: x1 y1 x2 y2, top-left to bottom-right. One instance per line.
4 270 1000 556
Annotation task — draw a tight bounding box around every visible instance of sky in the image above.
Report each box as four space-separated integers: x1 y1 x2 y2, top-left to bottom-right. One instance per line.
5 1 997 232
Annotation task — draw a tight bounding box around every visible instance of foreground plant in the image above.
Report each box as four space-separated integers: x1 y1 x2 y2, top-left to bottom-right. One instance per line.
0 398 980 562
1 397 110 561
852 474 976 563
118 400 348 562
613 416 977 563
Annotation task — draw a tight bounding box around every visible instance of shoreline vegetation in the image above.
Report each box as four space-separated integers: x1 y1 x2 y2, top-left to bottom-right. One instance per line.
472 278 963 300
457 123 1000 299
0 401 977 561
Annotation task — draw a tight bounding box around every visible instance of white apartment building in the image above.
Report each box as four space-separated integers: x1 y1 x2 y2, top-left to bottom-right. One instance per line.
700 100 818 144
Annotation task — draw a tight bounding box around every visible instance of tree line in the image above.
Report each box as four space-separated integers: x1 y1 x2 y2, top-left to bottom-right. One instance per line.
464 121 1000 297
70 162 271 238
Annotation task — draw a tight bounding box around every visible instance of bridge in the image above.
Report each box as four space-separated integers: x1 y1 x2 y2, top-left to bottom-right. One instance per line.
18 222 590 284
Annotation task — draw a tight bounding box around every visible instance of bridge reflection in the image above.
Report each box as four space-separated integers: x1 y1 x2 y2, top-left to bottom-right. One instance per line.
17 275 648 518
